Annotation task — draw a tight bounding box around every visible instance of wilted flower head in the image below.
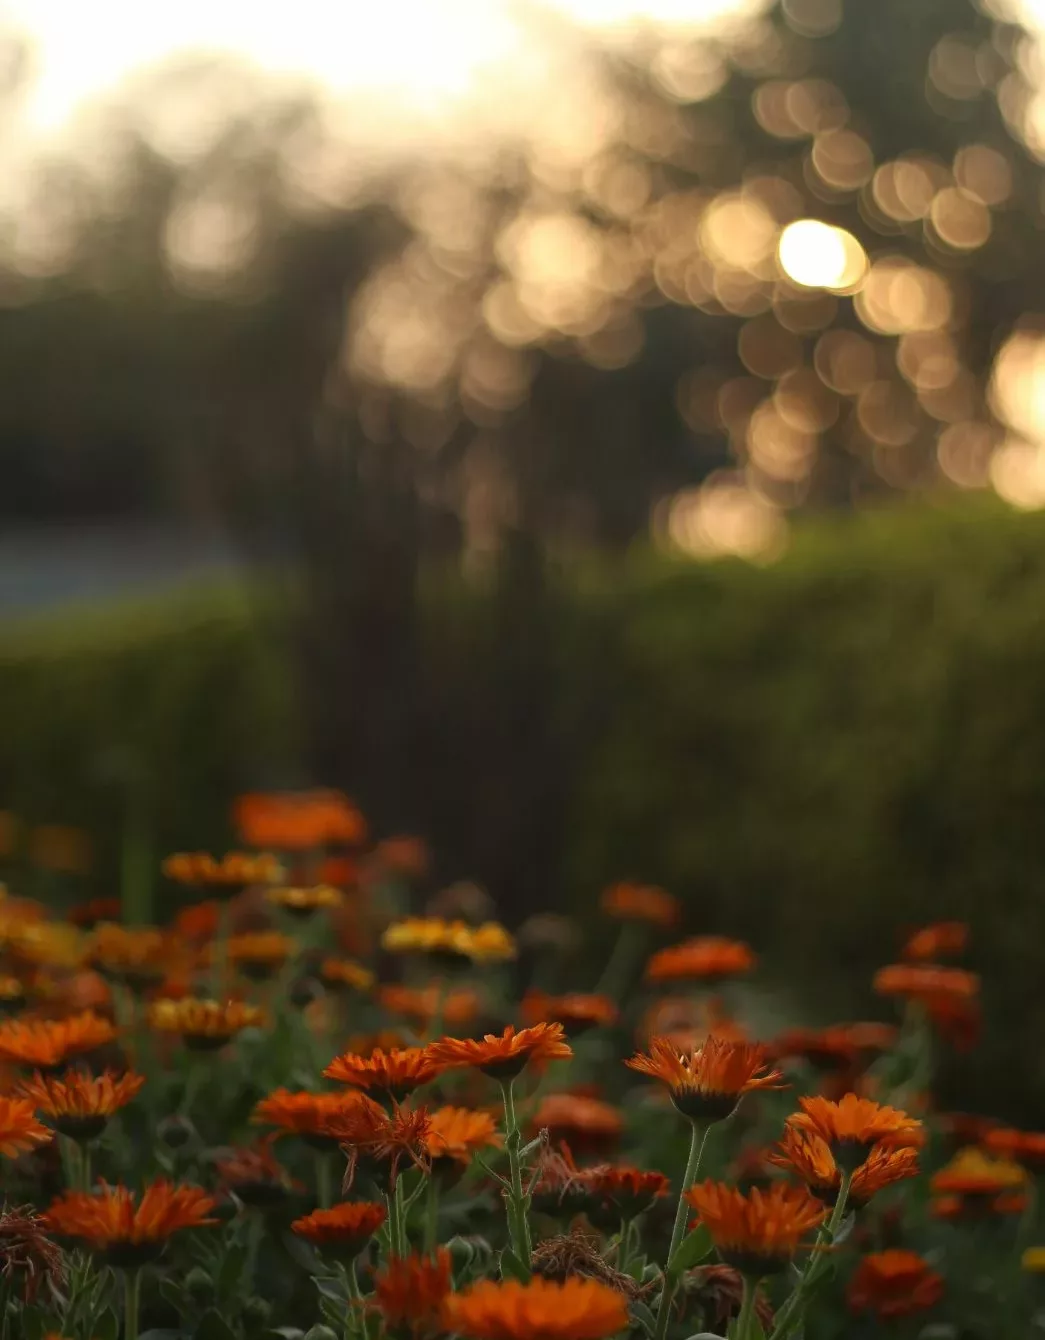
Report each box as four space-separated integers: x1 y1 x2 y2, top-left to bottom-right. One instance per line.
0 1203 65 1302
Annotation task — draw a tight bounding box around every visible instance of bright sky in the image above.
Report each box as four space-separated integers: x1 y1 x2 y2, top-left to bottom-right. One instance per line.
0 0 757 141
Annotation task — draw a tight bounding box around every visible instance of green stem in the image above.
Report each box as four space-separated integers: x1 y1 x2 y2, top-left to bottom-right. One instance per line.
80 1142 92 1193
423 1175 439 1255
655 1122 710 1340
345 1258 363 1340
386 1177 407 1256
736 1275 758 1340
316 1152 334 1210
500 1080 532 1272
211 900 231 998
59 1136 81 1192
769 1169 853 1340
124 1268 142 1340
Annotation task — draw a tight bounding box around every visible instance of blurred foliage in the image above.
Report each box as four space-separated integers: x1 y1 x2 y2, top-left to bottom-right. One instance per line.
4 499 1045 1117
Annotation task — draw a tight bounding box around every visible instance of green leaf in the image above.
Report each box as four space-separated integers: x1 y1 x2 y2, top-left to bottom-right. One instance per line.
195 1309 238 1340
667 1224 714 1275
160 1278 190 1311
218 1243 250 1300
498 1247 531 1283
302 1327 339 1340
313 1277 349 1304
828 1210 855 1247
628 1301 658 1337
93 1309 121 1340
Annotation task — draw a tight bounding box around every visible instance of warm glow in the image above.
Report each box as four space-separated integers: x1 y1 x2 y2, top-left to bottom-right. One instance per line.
990 329 1045 445
777 220 867 292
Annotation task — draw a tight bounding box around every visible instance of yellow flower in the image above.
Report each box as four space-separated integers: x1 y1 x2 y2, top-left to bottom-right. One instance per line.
1022 1248 1045 1273
381 918 515 964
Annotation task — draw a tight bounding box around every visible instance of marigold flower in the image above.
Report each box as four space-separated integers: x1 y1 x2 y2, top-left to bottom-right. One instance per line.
522 993 618 1034
375 836 430 880
626 1036 784 1124
787 1095 921 1173
530 1094 623 1151
600 882 680 929
173 901 221 944
336 1103 433 1188
17 1069 144 1142
1022 1247 1045 1272
148 998 264 1050
0 1096 54 1158
847 1250 944 1319
320 958 375 993
685 1180 826 1276
67 899 123 930
425 1106 502 1163
291 1201 386 1256
930 1147 1027 1199
0 1203 65 1301
87 924 173 990
215 1136 297 1208
770 1127 918 1208
984 1127 1045 1168
324 1046 445 1101
381 917 516 964
771 1022 897 1072
374 1249 452 1336
922 992 981 1051
234 790 367 850
265 885 343 917
576 1165 670 1224
43 1181 216 1266
444 1276 630 1340
9 923 84 970
428 1023 572 1081
252 1088 382 1147
646 937 755 985
0 1013 116 1070
211 933 296 981
162 851 284 888
901 921 968 963
873 963 979 1003
379 984 481 1028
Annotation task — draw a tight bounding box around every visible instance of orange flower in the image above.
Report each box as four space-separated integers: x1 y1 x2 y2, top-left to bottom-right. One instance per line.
901 922 968 963
923 992 981 1051
521 992 617 1034
379 984 481 1028
771 1023 897 1072
530 1094 623 1151
252 1088 382 1147
43 1181 216 1266
213 932 296 980
931 1147 1027 1205
374 1249 453 1336
646 937 755 985
787 1095 922 1172
323 1047 445 1101
215 1137 297 1208
381 918 516 964
770 1127 918 1208
426 1107 502 1163
685 1181 826 1276
16 1069 144 1141
576 1164 670 1224
162 851 283 888
374 836 429 880
444 1276 630 1340
337 1103 433 1188
873 963 979 1003
0 1013 116 1070
87 924 174 990
985 1127 1045 1168
148 998 264 1050
626 1036 784 1124
173 901 221 944
265 885 343 917
234 791 367 850
320 959 376 994
0 1096 54 1158
428 1023 572 1082
67 899 123 930
600 882 680 929
291 1201 386 1256
847 1250 944 1319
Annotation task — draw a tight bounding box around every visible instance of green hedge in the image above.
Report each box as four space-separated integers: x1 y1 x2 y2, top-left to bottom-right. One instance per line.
4 501 1045 1115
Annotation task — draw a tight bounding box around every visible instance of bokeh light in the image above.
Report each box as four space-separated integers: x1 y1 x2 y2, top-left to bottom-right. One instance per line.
777 219 867 291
